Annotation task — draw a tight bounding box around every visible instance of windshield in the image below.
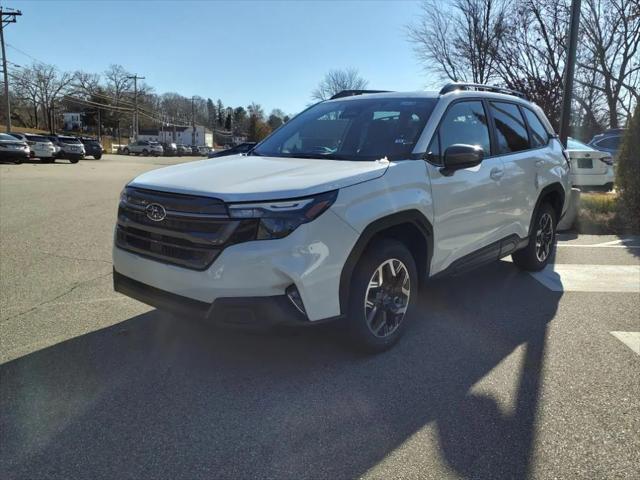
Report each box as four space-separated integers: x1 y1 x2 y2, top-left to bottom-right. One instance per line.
0 133 19 141
253 97 437 161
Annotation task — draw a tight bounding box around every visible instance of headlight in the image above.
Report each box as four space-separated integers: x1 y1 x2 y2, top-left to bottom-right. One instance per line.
228 190 338 239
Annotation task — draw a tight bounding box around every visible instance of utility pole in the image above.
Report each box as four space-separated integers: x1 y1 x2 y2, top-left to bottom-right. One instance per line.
559 0 581 147
97 108 101 141
127 74 145 139
191 96 196 146
0 7 22 132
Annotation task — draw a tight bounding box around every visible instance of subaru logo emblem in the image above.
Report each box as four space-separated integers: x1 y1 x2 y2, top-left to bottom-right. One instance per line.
146 203 166 222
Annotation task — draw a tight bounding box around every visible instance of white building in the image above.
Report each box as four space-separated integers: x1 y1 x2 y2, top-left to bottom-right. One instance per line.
63 112 83 131
136 126 213 147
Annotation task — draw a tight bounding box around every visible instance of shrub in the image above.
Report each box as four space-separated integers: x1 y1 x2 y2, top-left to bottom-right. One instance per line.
615 103 640 233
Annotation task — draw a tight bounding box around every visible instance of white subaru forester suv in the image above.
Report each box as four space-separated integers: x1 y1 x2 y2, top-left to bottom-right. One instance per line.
113 84 570 352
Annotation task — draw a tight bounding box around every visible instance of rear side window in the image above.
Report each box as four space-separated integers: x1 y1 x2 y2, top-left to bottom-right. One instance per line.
522 108 548 148
490 102 529 154
438 101 491 157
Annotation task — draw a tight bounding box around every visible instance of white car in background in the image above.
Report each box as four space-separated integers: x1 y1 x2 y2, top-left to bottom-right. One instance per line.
567 137 614 191
24 134 56 162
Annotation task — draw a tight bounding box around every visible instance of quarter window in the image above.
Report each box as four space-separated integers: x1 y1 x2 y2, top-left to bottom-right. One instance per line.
523 108 548 148
490 102 529 154
438 101 491 157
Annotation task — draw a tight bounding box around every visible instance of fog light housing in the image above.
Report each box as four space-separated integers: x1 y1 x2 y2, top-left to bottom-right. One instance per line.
286 284 306 315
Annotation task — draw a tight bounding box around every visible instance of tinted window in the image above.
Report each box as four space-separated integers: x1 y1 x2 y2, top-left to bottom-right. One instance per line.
523 108 548 148
439 101 491 156
254 97 437 161
597 136 620 149
490 102 529 153
26 135 51 142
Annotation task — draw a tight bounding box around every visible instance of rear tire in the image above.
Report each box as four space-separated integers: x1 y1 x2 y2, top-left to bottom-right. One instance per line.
13 157 23 165
347 239 417 353
123 148 130 155
512 202 556 271
70 158 79 164
94 155 102 160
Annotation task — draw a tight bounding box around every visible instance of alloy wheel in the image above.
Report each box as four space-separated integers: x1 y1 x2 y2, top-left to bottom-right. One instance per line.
535 212 554 262
364 258 411 338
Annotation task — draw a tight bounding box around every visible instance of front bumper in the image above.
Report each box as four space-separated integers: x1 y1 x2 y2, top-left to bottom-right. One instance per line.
114 270 310 327
113 207 359 322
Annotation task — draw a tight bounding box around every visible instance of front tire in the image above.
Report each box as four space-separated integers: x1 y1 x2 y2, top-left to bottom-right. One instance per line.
13 157 23 164
94 155 102 160
123 148 130 155
347 239 417 353
512 202 556 271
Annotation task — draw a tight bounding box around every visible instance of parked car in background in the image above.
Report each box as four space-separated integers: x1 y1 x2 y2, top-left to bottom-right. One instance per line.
207 142 256 158
176 144 190 156
80 137 104 159
122 140 163 156
7 133 32 157
589 128 626 159
197 146 211 156
0 133 29 164
24 134 56 162
161 142 177 156
567 137 614 191
54 136 85 163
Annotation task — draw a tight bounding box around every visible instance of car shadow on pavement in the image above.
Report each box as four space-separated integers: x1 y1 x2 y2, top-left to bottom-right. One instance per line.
0 261 561 480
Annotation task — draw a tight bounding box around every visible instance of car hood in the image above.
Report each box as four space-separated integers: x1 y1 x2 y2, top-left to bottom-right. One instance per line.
128 154 390 202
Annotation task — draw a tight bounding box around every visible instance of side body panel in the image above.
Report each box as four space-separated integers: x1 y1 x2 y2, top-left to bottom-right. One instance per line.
426 157 510 274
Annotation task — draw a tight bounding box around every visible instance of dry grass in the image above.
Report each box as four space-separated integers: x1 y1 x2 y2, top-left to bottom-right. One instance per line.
575 191 636 234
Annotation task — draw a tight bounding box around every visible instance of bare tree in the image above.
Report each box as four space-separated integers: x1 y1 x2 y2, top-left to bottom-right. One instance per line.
408 0 508 83
579 0 640 127
311 68 369 101
494 0 570 128
104 64 132 139
12 66 40 128
31 64 73 131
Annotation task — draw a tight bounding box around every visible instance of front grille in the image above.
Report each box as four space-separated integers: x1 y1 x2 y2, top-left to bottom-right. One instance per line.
116 187 257 270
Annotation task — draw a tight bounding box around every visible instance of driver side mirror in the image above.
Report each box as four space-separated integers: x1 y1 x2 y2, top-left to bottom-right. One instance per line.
440 144 484 175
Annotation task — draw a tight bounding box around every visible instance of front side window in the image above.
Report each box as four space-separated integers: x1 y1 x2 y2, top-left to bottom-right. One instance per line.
523 107 549 148
438 100 491 156
490 102 529 154
253 97 437 161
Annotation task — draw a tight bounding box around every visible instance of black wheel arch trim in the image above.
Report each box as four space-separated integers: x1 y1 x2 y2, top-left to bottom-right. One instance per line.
339 210 433 315
530 183 565 235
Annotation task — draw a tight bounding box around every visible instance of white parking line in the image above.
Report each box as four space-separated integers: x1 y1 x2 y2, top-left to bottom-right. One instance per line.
529 264 640 293
610 332 640 355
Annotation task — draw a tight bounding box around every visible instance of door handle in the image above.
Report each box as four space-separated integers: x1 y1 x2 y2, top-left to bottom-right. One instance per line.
490 167 504 180
535 160 545 167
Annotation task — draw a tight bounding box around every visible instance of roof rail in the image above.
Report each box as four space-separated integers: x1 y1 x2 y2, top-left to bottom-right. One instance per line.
439 82 528 99
330 90 391 100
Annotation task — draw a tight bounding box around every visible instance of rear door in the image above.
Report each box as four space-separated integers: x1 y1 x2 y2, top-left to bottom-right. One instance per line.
488 102 542 239
427 99 509 273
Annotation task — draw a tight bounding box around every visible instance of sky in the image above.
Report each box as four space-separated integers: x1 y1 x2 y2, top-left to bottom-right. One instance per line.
2 0 438 115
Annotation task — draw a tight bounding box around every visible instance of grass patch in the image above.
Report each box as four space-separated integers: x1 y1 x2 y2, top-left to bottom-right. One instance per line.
576 192 638 234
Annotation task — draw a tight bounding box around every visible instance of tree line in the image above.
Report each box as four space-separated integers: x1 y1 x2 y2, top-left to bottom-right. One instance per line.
5 63 290 143
407 0 639 139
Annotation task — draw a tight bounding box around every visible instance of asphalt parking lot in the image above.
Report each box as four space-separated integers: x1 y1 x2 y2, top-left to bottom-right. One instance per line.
1 154 639 480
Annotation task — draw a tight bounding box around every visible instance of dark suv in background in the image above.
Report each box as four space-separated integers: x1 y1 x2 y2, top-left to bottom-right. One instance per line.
80 137 104 159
